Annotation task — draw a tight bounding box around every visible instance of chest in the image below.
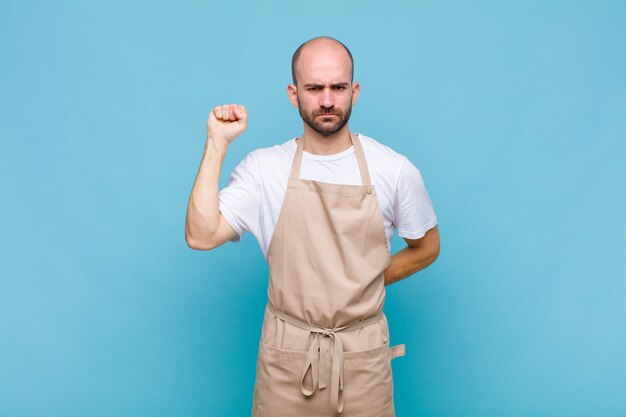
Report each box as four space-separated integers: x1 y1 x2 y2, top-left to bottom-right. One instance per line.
257 154 396 258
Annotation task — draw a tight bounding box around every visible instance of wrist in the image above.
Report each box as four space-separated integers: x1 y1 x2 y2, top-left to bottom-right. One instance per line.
205 136 230 155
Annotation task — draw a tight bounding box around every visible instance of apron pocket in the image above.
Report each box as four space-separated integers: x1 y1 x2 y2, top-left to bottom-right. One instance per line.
252 343 329 417
340 340 396 416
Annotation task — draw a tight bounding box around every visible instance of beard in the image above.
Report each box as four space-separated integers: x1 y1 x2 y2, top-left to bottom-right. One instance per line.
297 98 353 137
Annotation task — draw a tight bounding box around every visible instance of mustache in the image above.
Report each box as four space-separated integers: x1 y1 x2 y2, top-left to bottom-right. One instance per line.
314 109 342 116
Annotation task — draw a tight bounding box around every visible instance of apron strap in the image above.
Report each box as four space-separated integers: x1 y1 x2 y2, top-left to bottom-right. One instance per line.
289 133 373 190
350 132 372 188
390 343 406 360
289 134 305 180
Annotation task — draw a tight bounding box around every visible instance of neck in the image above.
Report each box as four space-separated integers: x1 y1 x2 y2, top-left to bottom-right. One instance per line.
299 125 353 155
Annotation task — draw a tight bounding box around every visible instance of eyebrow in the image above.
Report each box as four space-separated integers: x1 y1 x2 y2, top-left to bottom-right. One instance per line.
303 82 350 88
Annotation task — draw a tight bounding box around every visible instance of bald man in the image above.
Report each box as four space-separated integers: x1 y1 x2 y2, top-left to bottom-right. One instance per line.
186 36 439 416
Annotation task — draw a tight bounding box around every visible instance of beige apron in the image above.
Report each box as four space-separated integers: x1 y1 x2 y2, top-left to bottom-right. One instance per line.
251 132 406 416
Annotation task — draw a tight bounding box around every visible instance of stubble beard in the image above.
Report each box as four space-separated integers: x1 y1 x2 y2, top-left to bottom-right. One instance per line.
297 97 353 138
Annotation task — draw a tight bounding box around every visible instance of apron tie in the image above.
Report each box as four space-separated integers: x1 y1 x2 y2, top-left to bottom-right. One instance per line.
267 302 383 414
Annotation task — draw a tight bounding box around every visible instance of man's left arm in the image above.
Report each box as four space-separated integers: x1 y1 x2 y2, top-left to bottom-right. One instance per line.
384 225 440 286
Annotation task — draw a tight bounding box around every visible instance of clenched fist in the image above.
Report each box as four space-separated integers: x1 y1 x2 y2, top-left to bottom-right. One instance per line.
207 104 248 145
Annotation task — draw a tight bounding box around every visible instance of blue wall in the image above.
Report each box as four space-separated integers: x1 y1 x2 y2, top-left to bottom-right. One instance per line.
1 1 624 416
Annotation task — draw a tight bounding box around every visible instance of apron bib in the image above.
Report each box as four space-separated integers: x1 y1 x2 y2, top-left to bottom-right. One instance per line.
251 133 406 416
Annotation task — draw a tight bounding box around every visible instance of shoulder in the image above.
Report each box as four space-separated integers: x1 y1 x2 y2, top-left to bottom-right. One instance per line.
358 133 409 184
245 137 297 165
230 138 296 189
232 137 296 171
358 133 408 165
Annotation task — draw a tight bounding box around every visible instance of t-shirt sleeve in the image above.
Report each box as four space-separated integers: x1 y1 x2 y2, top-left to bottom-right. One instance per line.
392 157 438 240
218 151 261 243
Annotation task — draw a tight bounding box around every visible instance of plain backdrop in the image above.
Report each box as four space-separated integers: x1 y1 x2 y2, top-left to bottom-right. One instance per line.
1 1 625 416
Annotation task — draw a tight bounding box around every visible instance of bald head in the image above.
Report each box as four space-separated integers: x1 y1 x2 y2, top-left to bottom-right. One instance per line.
291 36 354 85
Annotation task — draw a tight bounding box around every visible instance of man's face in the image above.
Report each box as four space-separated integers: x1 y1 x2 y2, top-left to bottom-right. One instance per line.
288 43 359 137
296 87 352 137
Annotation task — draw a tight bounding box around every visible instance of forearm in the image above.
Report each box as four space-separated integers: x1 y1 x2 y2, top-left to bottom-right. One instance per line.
383 231 440 286
185 139 229 245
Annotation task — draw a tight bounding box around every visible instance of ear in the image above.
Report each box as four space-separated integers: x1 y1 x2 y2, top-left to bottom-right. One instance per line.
351 81 360 105
287 83 299 108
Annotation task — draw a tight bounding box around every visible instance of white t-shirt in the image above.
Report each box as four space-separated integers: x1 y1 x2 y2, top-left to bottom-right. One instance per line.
218 133 437 259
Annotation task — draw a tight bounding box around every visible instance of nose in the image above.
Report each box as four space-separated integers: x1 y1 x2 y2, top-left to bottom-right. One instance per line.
320 87 334 108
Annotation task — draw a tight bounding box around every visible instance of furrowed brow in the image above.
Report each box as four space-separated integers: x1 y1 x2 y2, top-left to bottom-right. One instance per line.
302 82 350 88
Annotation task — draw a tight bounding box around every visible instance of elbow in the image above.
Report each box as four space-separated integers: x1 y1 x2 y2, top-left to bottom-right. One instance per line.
424 228 440 266
431 238 440 261
430 242 440 265
186 234 204 250
185 230 218 251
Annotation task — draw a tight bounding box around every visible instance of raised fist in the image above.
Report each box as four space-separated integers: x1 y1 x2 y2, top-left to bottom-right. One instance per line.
207 104 248 144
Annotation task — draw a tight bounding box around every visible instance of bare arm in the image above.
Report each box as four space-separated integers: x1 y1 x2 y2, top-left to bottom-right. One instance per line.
383 225 440 286
185 104 248 250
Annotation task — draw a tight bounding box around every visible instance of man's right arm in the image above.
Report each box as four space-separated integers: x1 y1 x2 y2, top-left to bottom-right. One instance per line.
185 104 248 250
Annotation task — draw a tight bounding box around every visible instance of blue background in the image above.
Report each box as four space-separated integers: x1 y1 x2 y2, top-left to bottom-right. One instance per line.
1 1 625 416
